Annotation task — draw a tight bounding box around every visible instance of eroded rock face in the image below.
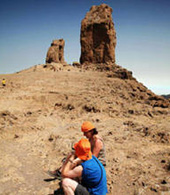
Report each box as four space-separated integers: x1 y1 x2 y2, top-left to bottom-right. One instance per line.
80 4 116 65
46 39 65 63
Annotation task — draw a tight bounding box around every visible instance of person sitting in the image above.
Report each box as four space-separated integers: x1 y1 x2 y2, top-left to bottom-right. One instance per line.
62 138 108 195
81 121 106 166
48 121 106 179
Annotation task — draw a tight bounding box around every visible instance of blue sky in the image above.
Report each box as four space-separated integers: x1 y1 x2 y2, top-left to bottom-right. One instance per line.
0 0 170 95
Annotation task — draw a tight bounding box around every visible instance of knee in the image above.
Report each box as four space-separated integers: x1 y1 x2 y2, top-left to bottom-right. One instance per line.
62 177 78 193
62 178 71 188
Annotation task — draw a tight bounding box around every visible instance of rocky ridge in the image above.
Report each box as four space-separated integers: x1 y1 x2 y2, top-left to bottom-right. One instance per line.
0 64 170 194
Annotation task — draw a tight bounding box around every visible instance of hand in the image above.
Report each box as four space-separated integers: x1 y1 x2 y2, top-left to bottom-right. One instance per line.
67 152 73 159
72 158 82 166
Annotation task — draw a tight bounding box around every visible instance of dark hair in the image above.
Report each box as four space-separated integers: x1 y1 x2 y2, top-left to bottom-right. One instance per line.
90 128 98 135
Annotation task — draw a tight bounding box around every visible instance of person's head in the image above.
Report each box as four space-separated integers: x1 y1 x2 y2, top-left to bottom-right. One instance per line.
74 138 92 161
81 121 98 139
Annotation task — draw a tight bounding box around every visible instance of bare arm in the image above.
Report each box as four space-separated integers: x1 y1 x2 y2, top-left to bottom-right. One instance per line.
62 165 83 178
92 138 103 157
62 154 83 178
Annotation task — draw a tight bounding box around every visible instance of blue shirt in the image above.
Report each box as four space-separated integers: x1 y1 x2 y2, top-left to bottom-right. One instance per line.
81 155 108 195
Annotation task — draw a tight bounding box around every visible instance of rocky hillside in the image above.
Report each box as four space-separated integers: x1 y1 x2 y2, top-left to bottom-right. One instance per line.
162 94 170 100
0 63 170 195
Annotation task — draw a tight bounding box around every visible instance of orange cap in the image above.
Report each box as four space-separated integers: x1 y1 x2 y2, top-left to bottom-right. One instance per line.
81 121 95 132
74 138 92 160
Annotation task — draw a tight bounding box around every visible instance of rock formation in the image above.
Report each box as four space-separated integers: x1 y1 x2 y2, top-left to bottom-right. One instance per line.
46 39 65 64
80 4 116 65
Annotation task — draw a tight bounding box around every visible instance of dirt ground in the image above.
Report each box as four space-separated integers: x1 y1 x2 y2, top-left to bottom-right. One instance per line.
0 64 170 195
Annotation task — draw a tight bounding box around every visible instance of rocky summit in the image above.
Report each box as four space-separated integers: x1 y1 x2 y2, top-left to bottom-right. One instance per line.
0 3 170 195
0 63 170 195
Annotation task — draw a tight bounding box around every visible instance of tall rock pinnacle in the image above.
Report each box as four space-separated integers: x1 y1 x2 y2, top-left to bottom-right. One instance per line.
46 39 65 64
80 4 116 65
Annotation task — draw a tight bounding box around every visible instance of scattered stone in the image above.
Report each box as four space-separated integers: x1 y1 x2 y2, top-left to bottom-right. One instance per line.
150 187 157 192
72 62 81 68
107 65 134 80
114 68 133 80
148 111 153 117
82 104 100 113
27 111 32 115
14 134 19 139
48 137 53 142
55 103 62 107
166 162 170 171
160 185 169 192
65 104 75 111
128 110 134 114
157 132 170 143
123 121 135 127
108 131 113 136
161 180 167 184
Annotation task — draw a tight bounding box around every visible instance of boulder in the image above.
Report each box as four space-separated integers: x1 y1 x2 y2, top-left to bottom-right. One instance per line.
80 4 116 65
46 39 65 63
107 65 134 80
72 61 81 68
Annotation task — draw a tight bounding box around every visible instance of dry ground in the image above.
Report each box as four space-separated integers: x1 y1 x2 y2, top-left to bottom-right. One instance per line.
0 64 170 195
